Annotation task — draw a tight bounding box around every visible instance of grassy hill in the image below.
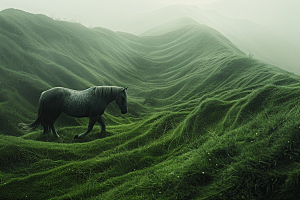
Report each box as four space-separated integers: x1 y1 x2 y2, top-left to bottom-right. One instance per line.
109 5 300 75
1 9 300 199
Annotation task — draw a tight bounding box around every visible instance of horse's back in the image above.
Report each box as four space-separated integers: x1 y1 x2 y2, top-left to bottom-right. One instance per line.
59 87 95 117
40 87 69 111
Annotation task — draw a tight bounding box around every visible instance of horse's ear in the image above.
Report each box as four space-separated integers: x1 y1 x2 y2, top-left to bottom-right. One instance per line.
124 87 128 91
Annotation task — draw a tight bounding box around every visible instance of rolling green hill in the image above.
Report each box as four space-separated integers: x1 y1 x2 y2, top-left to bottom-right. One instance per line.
110 5 300 75
1 9 300 199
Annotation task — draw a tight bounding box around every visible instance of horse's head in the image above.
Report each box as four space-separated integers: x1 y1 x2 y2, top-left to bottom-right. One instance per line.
116 87 128 114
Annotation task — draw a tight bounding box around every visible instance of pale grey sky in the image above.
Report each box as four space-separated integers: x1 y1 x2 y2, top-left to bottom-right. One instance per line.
1 0 299 45
1 0 299 24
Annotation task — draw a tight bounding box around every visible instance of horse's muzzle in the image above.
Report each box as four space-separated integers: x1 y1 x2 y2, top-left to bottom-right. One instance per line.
121 106 127 114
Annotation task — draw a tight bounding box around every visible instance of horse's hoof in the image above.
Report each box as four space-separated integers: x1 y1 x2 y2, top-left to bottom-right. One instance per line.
74 134 84 139
99 133 106 138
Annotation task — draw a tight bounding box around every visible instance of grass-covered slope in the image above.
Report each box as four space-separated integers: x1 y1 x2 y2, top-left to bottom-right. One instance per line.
1 9 300 200
114 5 300 75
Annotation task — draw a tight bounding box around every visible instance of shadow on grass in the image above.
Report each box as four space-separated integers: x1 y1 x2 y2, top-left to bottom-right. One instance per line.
22 126 113 144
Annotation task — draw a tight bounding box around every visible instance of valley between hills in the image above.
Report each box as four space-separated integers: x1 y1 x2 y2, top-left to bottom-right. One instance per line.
0 9 300 199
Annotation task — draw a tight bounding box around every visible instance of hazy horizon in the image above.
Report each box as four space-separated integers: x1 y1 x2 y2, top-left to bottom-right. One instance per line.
1 0 299 44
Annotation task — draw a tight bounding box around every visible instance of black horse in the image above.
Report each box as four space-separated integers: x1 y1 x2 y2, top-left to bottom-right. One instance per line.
20 86 127 139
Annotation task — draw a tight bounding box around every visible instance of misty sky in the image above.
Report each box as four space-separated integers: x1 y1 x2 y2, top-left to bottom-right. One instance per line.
1 0 299 45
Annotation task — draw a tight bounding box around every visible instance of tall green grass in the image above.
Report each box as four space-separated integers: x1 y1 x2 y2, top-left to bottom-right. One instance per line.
0 9 300 199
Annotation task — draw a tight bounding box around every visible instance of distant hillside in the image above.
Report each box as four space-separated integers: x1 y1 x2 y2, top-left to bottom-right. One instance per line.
1 9 300 200
107 5 300 75
0 8 245 135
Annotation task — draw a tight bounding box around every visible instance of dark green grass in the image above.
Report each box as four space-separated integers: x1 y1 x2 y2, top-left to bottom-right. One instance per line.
1 9 300 199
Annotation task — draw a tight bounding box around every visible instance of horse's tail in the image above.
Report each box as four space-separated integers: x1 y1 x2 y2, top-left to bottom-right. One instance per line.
19 96 45 131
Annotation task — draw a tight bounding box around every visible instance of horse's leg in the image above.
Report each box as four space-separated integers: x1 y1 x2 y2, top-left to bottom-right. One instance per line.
97 116 106 138
43 125 50 135
43 114 52 135
74 117 97 139
50 112 61 138
50 125 59 138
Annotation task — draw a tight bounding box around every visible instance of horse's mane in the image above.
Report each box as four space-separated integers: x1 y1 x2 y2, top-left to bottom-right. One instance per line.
94 86 121 100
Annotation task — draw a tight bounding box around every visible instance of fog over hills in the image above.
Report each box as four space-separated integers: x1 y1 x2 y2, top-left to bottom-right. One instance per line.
109 5 300 75
1 1 298 74
1 8 300 200
203 0 300 48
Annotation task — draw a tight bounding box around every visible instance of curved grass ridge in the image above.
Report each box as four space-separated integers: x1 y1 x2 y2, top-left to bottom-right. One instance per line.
1 9 300 199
